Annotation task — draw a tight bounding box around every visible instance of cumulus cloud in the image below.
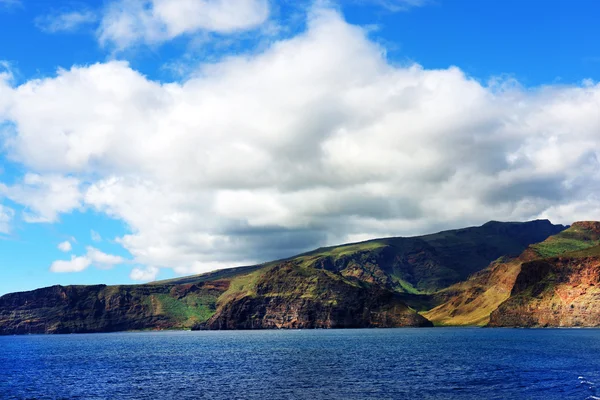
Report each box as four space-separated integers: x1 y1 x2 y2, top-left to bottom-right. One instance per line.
98 0 270 49
58 240 72 252
130 265 159 281
2 8 600 278
35 10 98 33
50 246 126 273
86 246 125 268
50 255 91 273
0 174 82 223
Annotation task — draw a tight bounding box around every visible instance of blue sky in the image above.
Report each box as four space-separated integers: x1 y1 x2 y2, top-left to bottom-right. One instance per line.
0 0 599 295
3 1 599 85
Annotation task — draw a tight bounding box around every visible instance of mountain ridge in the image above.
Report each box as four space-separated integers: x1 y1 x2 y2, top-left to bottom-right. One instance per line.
158 219 566 293
0 219 570 334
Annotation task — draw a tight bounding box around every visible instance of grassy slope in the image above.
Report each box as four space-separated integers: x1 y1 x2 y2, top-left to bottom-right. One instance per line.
98 282 226 328
530 223 600 257
156 242 387 287
299 219 565 293
208 263 359 315
564 244 600 257
422 259 522 326
156 220 565 294
151 264 267 286
143 292 216 325
423 222 600 326
294 242 387 268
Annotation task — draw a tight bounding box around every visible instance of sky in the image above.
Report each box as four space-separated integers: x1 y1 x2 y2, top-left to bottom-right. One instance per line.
0 0 599 295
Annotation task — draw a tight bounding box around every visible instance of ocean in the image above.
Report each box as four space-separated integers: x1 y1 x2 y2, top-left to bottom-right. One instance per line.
1 328 600 399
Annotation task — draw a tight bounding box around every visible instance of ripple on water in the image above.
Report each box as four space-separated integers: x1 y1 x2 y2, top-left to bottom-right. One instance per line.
1 329 600 399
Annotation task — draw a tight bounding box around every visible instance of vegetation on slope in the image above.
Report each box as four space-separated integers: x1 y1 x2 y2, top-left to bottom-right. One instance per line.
0 282 227 335
197 263 432 329
529 221 600 257
160 220 565 295
422 259 522 326
286 219 566 294
424 221 600 327
560 244 600 258
0 219 576 333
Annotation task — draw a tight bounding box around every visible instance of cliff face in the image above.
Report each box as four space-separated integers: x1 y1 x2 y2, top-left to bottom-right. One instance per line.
0 220 576 334
0 282 227 335
488 255 600 327
423 221 600 326
198 263 432 329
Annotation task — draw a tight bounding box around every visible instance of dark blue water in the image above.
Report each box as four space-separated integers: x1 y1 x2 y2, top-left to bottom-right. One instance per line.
1 328 600 399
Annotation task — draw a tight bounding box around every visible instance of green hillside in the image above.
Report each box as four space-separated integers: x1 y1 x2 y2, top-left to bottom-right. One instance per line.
0 219 568 334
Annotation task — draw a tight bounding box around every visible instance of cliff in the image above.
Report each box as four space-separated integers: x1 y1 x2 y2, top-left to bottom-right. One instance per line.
426 221 600 326
488 251 600 327
0 219 569 334
0 281 227 334
198 263 432 329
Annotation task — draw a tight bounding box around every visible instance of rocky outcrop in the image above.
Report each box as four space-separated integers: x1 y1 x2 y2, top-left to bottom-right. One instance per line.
0 282 227 335
423 221 600 326
570 221 600 234
488 256 600 327
197 264 432 329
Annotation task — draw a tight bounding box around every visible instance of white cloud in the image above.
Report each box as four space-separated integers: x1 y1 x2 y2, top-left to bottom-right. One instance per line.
36 10 98 33
50 246 125 273
91 230 102 242
130 265 159 281
0 174 82 223
50 255 91 273
2 8 600 279
0 205 13 234
86 246 125 268
58 240 72 252
0 62 14 115
98 0 270 49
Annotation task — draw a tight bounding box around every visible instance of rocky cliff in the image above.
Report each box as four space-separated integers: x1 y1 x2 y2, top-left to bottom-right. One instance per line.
488 252 600 327
426 221 600 326
198 263 432 329
0 219 572 334
0 281 227 334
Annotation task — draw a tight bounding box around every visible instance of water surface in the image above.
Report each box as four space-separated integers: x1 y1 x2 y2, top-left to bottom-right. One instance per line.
1 328 600 399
